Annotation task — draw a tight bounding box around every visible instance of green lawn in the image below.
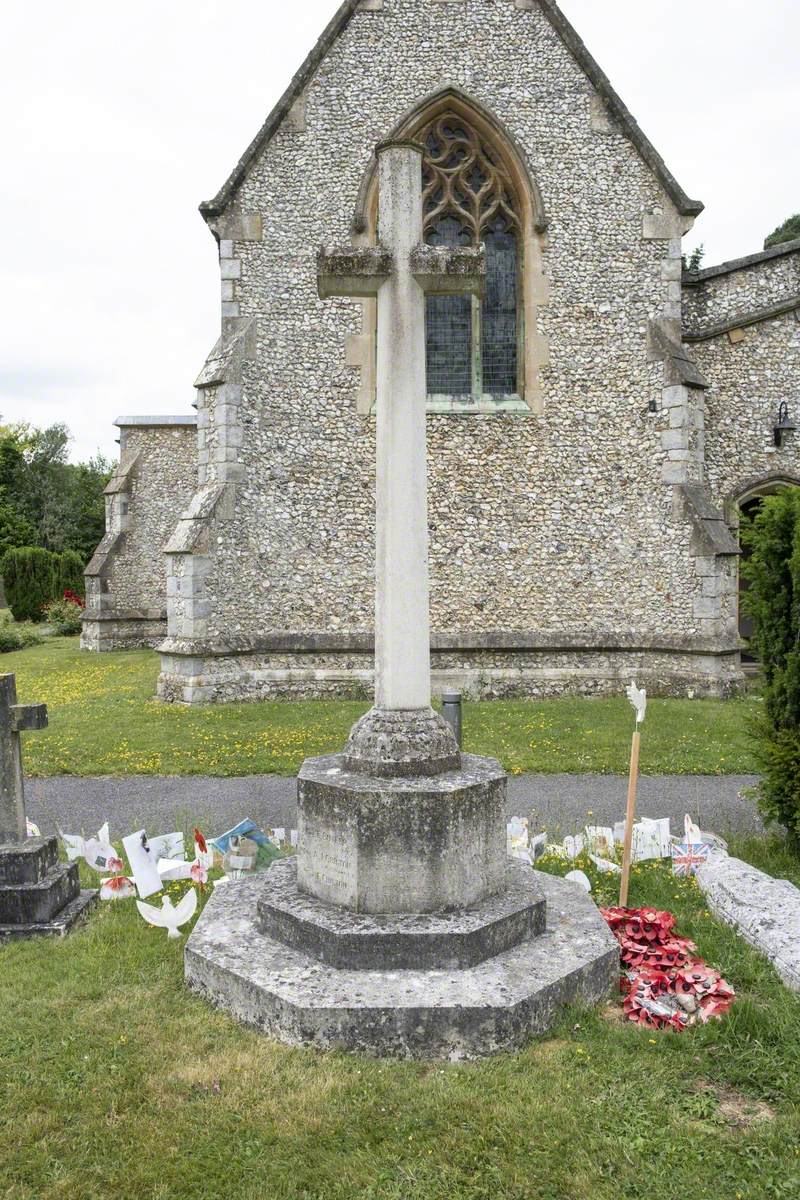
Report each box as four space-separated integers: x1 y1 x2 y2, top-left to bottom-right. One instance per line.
1 838 798 1200
3 638 761 776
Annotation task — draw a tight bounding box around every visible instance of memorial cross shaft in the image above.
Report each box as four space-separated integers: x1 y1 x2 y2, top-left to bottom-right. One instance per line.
318 140 484 714
0 673 47 844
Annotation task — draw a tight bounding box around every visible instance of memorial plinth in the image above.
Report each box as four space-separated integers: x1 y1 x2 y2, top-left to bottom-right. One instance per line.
185 141 618 1055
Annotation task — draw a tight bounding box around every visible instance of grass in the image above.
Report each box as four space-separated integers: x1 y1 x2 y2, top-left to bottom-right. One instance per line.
4 638 761 777
1 838 799 1200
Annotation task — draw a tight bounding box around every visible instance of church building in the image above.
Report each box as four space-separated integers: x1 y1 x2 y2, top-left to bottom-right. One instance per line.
82 0 800 702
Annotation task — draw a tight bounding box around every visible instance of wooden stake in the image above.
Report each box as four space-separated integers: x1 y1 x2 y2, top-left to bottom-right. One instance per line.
619 729 641 907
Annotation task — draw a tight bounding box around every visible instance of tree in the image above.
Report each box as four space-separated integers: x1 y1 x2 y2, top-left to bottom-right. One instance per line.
764 213 800 249
682 244 705 272
0 418 112 565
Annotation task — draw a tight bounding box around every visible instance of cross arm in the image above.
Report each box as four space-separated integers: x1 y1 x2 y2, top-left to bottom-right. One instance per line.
10 703 48 732
317 245 393 299
410 244 485 297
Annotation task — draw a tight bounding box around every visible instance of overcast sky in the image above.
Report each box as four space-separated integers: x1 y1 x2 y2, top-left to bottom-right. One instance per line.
1 0 797 462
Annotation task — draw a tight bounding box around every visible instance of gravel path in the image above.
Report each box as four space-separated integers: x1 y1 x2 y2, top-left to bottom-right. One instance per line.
25 772 763 840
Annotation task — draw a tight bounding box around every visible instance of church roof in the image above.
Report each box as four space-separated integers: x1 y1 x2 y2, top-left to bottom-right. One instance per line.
199 0 703 222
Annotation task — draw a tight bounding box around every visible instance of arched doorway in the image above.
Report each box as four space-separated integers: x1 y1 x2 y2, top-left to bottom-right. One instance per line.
734 474 800 663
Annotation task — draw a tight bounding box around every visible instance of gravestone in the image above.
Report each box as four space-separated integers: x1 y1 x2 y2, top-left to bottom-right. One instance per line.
186 142 618 1056
0 673 96 940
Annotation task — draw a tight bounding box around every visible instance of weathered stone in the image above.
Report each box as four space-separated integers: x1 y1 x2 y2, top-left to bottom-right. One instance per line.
0 887 98 943
258 857 545 970
696 854 800 992
185 869 619 1059
1 674 46 844
0 835 58 886
0 679 98 939
297 752 506 913
0 858 80 925
343 706 460 777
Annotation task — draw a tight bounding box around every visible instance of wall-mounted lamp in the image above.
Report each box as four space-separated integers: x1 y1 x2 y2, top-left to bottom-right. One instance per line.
774 401 796 448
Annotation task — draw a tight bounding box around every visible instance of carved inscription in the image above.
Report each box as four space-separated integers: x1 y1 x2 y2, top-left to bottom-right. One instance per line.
299 823 357 907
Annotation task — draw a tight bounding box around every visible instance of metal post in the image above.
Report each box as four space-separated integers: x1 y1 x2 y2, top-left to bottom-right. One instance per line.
441 690 462 748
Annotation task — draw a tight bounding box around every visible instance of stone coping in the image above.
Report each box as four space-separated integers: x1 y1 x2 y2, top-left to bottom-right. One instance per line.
299 751 504 796
114 415 197 428
683 236 800 285
258 857 545 970
684 294 800 342
696 854 800 993
185 869 619 1058
158 629 742 658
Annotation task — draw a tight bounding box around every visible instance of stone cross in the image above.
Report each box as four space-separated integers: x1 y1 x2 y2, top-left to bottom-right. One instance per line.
0 674 47 843
318 139 484 714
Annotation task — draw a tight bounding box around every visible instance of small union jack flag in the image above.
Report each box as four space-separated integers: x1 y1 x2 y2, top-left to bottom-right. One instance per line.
671 839 709 876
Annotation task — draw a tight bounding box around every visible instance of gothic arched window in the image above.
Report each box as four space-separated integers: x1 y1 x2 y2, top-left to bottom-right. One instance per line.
421 114 521 399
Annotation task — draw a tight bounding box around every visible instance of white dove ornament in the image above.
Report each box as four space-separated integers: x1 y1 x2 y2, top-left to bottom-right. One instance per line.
136 889 198 939
626 681 647 725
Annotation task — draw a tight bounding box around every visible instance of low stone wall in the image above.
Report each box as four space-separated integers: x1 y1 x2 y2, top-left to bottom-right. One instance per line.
81 612 167 652
156 634 744 703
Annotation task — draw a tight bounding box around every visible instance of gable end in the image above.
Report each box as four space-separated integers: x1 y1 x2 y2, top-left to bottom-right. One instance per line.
199 0 703 224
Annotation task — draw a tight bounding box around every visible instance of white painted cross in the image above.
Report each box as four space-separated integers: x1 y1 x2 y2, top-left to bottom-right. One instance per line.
0 674 47 843
318 139 484 710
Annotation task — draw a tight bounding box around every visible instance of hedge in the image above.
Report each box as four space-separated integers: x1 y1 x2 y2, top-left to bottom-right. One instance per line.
741 488 800 840
0 546 85 623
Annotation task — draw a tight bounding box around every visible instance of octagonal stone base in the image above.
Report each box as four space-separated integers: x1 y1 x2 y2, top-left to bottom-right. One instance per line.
185 868 619 1059
297 753 507 914
258 857 546 970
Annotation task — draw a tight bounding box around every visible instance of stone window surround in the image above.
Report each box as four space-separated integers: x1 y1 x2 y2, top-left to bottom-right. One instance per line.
348 87 551 416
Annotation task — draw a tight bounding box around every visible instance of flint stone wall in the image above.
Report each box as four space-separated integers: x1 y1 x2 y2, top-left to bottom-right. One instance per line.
685 244 800 509
156 0 745 702
81 418 197 651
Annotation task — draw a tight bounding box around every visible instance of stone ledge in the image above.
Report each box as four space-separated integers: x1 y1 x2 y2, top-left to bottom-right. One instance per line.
0 888 97 943
157 629 742 657
113 415 197 428
682 236 800 285
258 857 546 970
684 295 800 343
185 870 619 1059
680 485 740 557
82 609 167 623
0 860 79 925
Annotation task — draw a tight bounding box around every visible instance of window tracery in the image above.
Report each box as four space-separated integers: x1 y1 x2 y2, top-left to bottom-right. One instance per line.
420 113 521 398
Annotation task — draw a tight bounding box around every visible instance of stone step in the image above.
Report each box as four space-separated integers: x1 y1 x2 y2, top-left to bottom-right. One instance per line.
0 836 59 886
0 888 98 942
258 857 546 970
187 868 620 1059
0 860 80 925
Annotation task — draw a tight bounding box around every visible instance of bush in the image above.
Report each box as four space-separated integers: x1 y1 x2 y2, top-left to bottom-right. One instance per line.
55 551 85 600
42 593 84 636
0 611 43 653
0 626 21 653
0 547 85 622
741 489 800 840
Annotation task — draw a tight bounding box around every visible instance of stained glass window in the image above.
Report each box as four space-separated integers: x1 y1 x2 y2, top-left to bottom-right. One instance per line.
421 114 520 398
